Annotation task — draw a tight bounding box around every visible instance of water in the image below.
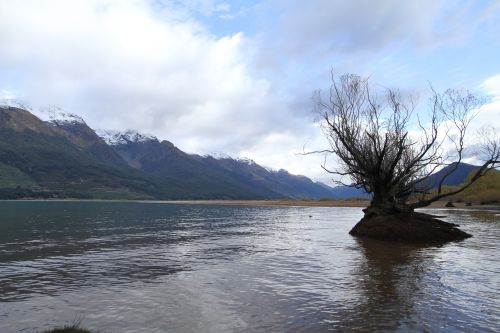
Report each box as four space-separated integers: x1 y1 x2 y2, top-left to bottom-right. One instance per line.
0 201 499 332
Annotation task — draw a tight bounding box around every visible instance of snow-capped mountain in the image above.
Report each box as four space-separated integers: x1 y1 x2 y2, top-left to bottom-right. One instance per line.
0 105 345 199
0 98 32 110
96 129 158 146
234 157 256 165
0 103 86 127
38 106 86 126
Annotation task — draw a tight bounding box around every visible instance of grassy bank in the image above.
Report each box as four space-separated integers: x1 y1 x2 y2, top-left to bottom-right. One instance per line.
41 324 92 333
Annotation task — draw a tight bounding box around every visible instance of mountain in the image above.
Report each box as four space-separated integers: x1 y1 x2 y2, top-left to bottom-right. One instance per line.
43 108 130 166
98 130 281 199
201 157 337 199
0 105 340 200
101 130 337 199
2 105 489 201
422 162 478 188
0 106 167 199
323 162 482 199
321 184 370 199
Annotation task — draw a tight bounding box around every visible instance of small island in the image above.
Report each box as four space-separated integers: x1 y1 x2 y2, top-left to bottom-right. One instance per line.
311 74 499 243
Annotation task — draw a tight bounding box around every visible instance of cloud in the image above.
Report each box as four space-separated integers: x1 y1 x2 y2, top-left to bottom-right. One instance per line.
481 74 500 99
252 0 500 87
474 73 500 135
263 0 498 57
0 0 498 183
0 0 332 181
0 1 296 149
0 89 15 100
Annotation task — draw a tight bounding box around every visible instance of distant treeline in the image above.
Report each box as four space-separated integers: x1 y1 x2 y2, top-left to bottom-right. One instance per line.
0 187 92 200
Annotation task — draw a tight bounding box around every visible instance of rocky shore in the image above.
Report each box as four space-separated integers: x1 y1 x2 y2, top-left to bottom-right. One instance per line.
349 211 472 244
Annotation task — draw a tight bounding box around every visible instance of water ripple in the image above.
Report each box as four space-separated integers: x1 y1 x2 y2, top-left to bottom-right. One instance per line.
0 202 499 332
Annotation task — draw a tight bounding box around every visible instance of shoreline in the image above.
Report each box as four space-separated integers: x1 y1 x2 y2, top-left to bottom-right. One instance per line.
145 199 370 208
2 198 499 210
0 198 370 208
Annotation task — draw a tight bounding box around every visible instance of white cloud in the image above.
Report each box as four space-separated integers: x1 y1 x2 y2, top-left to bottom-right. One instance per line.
0 0 498 183
473 73 500 149
481 74 500 100
252 0 500 89
0 89 15 100
0 0 329 181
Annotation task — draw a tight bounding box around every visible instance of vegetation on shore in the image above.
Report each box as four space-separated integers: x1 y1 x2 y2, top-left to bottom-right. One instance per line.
448 170 500 204
155 197 370 207
41 324 92 333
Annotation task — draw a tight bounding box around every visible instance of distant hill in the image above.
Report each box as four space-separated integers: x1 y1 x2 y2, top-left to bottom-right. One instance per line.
101 129 338 199
98 129 282 199
449 168 500 204
323 184 371 199
422 162 478 188
204 158 336 199
322 162 483 200
0 105 340 200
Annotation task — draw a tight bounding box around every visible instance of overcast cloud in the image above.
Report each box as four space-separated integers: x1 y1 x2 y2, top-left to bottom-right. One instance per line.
0 0 499 183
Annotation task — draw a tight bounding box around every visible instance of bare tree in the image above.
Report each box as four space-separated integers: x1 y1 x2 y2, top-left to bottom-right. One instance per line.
313 73 500 215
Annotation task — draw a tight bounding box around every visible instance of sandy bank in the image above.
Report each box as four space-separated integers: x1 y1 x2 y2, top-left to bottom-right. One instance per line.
144 199 370 207
6 198 499 210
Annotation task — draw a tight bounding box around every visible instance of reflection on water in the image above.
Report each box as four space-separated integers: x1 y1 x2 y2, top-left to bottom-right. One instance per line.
467 209 500 222
333 240 430 331
0 202 499 332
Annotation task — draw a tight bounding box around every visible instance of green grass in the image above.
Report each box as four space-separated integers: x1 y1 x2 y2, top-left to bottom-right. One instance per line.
447 169 500 204
0 162 39 189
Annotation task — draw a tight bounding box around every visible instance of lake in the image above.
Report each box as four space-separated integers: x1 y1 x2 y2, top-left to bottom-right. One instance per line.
0 201 499 332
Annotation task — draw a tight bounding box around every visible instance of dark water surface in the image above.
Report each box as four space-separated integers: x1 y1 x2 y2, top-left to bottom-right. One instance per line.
0 201 499 332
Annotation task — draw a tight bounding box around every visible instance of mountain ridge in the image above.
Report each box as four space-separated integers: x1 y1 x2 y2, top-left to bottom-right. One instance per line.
0 105 339 200
0 106 168 199
2 105 485 201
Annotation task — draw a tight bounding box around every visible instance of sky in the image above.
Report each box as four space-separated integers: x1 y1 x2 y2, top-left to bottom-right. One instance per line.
0 0 499 184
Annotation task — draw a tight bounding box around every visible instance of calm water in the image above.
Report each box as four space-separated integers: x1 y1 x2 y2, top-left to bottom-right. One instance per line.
0 201 499 332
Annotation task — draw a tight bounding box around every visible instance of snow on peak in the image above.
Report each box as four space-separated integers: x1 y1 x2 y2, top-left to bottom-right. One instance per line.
0 98 32 111
236 157 256 165
39 106 86 126
96 129 157 145
209 152 231 159
211 154 256 165
0 102 86 127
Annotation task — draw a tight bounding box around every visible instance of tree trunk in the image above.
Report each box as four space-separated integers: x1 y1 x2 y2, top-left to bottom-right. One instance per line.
366 190 413 216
